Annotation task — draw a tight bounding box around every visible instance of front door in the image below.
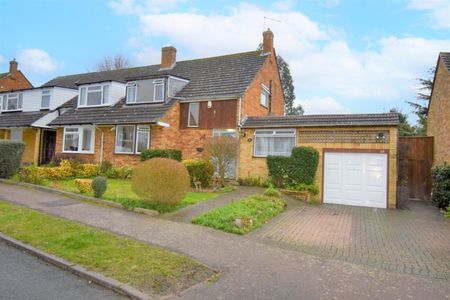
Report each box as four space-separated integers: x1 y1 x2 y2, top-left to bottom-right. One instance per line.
40 130 56 165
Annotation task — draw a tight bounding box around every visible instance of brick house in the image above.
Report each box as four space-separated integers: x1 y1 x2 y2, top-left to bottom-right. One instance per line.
46 29 284 173
427 52 450 165
0 59 33 92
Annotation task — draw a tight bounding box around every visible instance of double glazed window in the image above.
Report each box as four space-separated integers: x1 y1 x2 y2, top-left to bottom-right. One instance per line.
41 90 51 109
188 102 199 127
1 93 23 111
63 127 95 153
153 80 164 102
79 84 109 107
254 129 296 157
126 83 137 103
115 125 150 154
126 79 165 104
260 84 270 107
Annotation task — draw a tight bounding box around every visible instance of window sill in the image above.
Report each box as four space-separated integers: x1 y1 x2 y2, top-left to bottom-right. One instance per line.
77 104 110 108
126 100 165 105
1 110 23 113
260 104 269 109
62 151 94 154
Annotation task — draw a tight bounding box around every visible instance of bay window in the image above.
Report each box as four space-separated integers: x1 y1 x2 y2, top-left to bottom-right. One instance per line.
115 125 150 154
254 129 296 157
1 93 23 111
63 126 95 153
78 84 110 107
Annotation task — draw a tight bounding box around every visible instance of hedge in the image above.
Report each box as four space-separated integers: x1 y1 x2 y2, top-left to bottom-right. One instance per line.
0 141 25 178
182 159 215 188
140 149 182 162
267 146 319 187
431 164 450 209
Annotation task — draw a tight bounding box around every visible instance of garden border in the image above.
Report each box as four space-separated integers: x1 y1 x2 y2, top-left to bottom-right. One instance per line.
0 179 159 216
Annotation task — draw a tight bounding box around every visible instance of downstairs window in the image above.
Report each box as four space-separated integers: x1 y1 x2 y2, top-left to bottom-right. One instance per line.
254 129 296 157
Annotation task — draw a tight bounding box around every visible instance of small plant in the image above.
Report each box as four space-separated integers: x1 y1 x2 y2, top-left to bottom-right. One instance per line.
0 141 25 178
40 159 75 180
74 179 93 193
182 159 215 188
100 160 113 175
92 176 108 198
75 164 100 178
105 166 133 179
264 185 281 198
132 158 190 205
140 149 182 162
17 164 44 185
431 164 450 209
238 176 270 187
286 182 320 195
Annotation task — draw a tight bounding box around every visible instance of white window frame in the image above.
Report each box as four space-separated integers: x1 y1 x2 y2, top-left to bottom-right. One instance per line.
2 93 23 112
62 126 95 154
187 102 200 128
260 84 270 108
41 89 51 109
153 79 165 102
78 83 110 107
126 82 137 104
253 129 296 157
115 124 151 154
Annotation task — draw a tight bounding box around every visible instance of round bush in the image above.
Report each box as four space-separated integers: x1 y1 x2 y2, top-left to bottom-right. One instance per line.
132 158 190 205
92 176 107 198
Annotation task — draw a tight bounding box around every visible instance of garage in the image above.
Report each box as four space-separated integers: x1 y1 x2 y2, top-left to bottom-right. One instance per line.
323 152 388 208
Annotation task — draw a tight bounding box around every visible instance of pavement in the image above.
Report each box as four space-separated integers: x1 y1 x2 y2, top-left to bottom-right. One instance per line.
0 241 127 300
0 182 449 300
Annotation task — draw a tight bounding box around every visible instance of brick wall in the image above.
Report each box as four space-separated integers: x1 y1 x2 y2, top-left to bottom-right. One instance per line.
238 126 398 208
427 57 450 165
0 71 33 92
241 51 284 119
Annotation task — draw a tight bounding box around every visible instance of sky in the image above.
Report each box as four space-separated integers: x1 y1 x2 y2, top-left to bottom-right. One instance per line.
0 0 449 122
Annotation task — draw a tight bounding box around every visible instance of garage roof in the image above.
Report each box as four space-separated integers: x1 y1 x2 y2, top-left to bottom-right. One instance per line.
241 113 400 128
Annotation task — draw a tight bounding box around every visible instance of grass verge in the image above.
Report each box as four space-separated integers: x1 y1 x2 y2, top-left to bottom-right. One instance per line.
192 194 286 234
45 178 220 213
0 200 214 296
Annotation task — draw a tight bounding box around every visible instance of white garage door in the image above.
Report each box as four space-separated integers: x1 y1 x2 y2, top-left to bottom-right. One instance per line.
324 152 388 208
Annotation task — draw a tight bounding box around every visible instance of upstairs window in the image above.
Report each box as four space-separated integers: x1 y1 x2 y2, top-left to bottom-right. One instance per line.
1 93 23 112
254 129 296 157
41 89 51 109
153 80 164 102
63 126 95 153
79 84 110 107
260 84 270 108
188 102 200 127
126 83 137 103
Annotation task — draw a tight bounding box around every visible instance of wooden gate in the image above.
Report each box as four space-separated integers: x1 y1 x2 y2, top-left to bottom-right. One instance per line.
398 137 434 200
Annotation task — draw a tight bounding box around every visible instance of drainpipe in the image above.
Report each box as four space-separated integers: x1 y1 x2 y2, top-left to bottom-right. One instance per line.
100 130 104 164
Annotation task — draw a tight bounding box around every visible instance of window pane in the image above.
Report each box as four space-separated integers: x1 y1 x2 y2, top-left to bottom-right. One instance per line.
154 83 164 101
79 88 86 106
102 85 109 104
127 85 136 103
188 103 199 127
2 96 6 110
18 93 23 109
41 95 50 108
7 98 18 110
88 86 101 91
10 129 23 141
260 92 268 107
82 128 92 151
116 125 135 153
254 135 294 157
136 130 149 153
87 90 102 105
64 133 79 151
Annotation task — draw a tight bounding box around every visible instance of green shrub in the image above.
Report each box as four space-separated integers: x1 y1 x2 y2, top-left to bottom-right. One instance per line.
140 149 182 162
267 146 319 187
39 160 74 180
264 186 281 198
0 141 25 178
132 158 190 205
238 176 270 187
182 159 215 188
75 164 100 178
92 176 108 198
17 164 44 185
431 164 450 209
286 182 320 195
105 166 133 179
100 160 113 175
75 179 93 193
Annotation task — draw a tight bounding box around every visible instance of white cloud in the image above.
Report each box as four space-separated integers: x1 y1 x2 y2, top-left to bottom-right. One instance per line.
108 0 186 15
297 96 351 114
0 55 4 65
408 0 450 28
16 49 58 74
309 0 341 8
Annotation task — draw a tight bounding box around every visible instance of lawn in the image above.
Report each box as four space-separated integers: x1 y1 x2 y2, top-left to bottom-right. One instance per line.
192 194 286 234
0 200 214 296
45 178 220 213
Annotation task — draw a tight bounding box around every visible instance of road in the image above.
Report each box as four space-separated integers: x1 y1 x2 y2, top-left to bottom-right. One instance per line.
0 241 128 300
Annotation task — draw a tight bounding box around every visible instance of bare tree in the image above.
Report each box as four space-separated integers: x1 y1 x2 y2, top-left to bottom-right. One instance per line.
96 54 130 72
203 136 239 186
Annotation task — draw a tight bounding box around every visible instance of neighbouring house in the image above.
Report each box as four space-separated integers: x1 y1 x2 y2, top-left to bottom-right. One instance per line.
47 29 284 172
0 85 78 164
239 113 399 208
427 52 450 165
0 59 33 92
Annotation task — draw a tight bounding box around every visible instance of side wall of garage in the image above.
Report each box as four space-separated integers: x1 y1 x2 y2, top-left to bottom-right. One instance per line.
239 126 398 208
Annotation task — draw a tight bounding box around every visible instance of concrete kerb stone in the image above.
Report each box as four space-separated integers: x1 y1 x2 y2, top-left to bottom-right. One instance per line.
0 232 150 300
0 179 159 217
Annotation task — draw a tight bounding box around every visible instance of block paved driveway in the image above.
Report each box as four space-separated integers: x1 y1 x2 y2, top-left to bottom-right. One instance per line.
250 200 450 280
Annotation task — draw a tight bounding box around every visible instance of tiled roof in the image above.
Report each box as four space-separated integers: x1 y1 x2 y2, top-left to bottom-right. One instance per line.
43 51 268 100
49 98 176 126
241 113 400 128
441 52 450 72
0 111 48 128
0 72 8 79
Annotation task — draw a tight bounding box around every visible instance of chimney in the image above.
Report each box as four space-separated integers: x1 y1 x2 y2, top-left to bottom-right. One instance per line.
160 46 177 69
262 29 274 53
9 59 18 73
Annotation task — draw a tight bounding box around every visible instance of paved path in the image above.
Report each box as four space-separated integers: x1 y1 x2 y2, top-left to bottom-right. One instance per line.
160 186 264 223
0 241 127 300
250 200 450 280
0 182 449 300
